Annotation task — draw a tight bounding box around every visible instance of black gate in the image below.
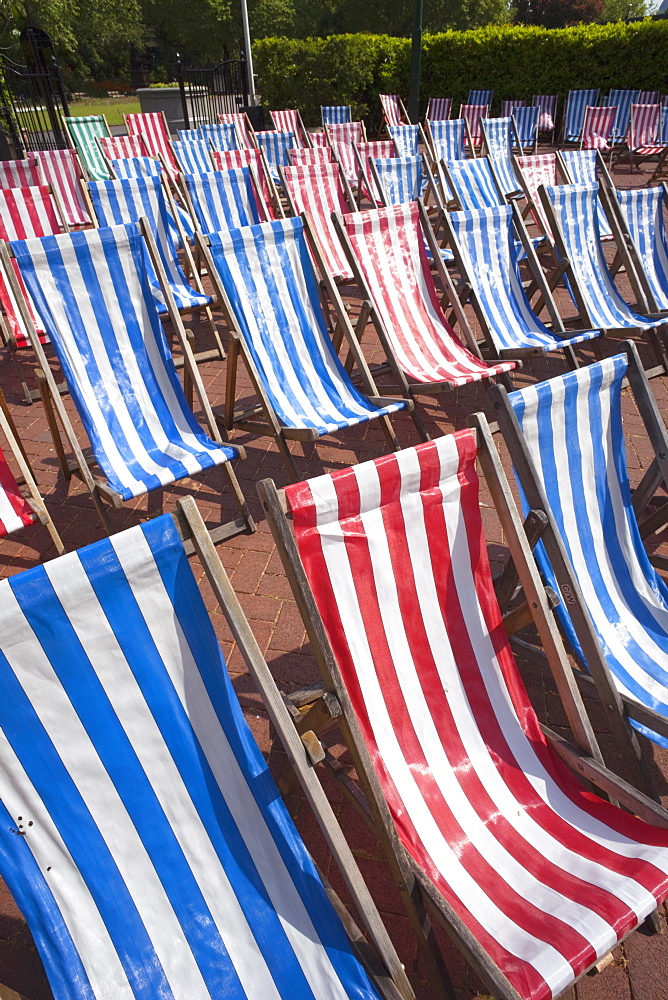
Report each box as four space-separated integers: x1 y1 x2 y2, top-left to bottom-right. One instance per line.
176 54 250 129
0 28 70 155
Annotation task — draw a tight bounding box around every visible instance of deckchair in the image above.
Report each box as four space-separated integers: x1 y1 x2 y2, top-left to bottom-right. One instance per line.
255 130 295 182
325 120 367 146
201 122 240 151
259 418 668 1000
468 87 493 106
279 161 356 282
353 140 397 205
182 167 269 235
538 182 668 368
379 94 409 130
101 157 196 249
514 152 562 241
171 138 215 174
626 103 663 171
333 201 515 425
532 94 558 143
309 130 330 147
480 117 523 198
562 88 600 145
607 88 638 144
107 155 164 180
441 156 503 211
0 157 42 189
387 123 419 157
124 111 180 183
425 97 452 121
580 105 616 152
0 385 63 552
491 342 668 754
288 145 334 165
637 90 660 104
176 127 206 142
218 111 256 148
321 104 351 125
512 105 539 152
97 133 148 166
5 221 252 538
31 149 91 228
613 186 668 313
557 149 614 239
368 156 423 207
213 147 282 218
0 495 413 1000
198 216 410 479
270 109 311 147
441 203 602 364
425 119 469 203
500 99 525 117
63 114 112 180
459 103 487 150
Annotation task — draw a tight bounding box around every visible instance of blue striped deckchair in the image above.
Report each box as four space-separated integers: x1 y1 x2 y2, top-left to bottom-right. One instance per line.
480 117 523 197
199 216 410 477
7 222 250 534
0 496 412 1000
387 123 419 157
441 156 502 210
321 105 351 125
370 156 423 206
201 122 240 151
63 114 111 181
107 154 162 180
540 183 668 363
103 157 196 249
562 88 600 144
608 89 639 143
176 127 206 142
616 186 668 312
183 167 267 234
87 175 209 316
443 204 601 362
492 342 668 751
425 119 467 202
255 131 294 182
467 88 493 106
558 148 613 240
172 138 214 174
512 105 539 151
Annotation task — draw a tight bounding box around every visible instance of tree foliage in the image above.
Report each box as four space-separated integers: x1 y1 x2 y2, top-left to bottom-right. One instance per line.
514 0 604 26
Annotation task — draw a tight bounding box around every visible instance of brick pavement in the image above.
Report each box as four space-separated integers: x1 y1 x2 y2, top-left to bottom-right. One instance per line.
2 149 668 1000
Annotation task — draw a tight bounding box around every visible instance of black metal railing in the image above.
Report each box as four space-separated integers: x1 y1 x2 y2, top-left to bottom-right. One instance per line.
0 34 69 155
176 54 249 129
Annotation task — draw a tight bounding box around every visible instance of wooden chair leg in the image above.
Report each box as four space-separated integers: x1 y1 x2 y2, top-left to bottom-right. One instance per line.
36 368 69 479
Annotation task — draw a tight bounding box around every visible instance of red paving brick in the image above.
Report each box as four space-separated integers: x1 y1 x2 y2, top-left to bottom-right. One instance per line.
1 146 668 1000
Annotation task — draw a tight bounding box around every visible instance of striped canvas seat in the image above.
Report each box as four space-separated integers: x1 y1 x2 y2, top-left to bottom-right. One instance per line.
98 134 147 163
638 90 660 104
533 94 558 133
125 112 180 183
321 105 351 125
218 112 255 149
309 131 329 147
184 167 267 234
379 94 407 127
0 509 390 1000
201 122 239 151
559 149 613 239
387 123 419 157
459 104 487 146
515 153 558 238
628 103 663 157
501 98 525 117
281 428 668 1000
108 155 163 179
32 149 91 227
269 109 310 147
325 120 366 146
468 88 493 105
288 145 334 165
563 88 600 142
445 156 502 210
425 96 452 121
428 118 466 161
371 156 423 206
176 128 206 142
513 105 540 151
206 216 407 436
87 175 209 314
172 138 215 174
503 353 668 746
607 89 638 143
255 131 294 181
0 157 42 189
213 148 276 217
0 443 35 537
64 115 111 180
281 162 353 281
481 117 522 196
103 157 195 247
13 223 236 501
617 187 668 312
543 182 666 332
447 204 601 355
340 201 515 387
353 141 396 203
581 105 616 149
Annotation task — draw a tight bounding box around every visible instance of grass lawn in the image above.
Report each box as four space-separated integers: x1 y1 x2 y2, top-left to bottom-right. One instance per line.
68 96 141 126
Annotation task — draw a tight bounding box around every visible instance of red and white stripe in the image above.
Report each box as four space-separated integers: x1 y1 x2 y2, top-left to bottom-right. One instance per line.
581 106 615 149
501 99 525 117
426 97 452 122
380 95 406 127
213 149 276 218
460 104 488 146
282 162 353 281
270 110 310 147
98 134 148 163
326 121 365 146
0 444 35 538
286 431 668 1000
628 104 663 155
353 141 397 204
32 149 91 227
125 113 179 182
218 112 255 149
289 146 334 166
0 158 42 189
341 202 514 386
515 153 558 238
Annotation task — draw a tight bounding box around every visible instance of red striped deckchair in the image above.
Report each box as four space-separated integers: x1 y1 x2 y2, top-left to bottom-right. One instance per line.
270 109 312 147
32 149 91 228
309 131 330 147
514 152 560 240
325 121 367 146
425 97 452 121
501 98 525 117
459 104 488 149
0 158 42 189
218 111 256 148
288 145 334 165
261 425 668 1000
353 140 397 205
581 105 616 150
213 148 281 218
280 162 356 282
379 94 409 130
97 133 148 167
124 111 180 182
627 104 663 169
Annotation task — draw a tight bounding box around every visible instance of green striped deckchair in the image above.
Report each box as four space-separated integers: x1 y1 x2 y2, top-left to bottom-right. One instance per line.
63 114 112 181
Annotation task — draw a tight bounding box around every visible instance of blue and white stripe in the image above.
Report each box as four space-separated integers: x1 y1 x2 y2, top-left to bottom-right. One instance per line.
87 175 209 313
445 157 502 210
172 139 214 175
176 128 206 142
387 124 419 157
0 513 383 1000
564 89 600 142
321 106 351 125
617 187 668 311
185 168 265 234
508 355 668 746
255 132 294 182
468 89 493 106
481 118 522 196
107 157 196 248
13 224 234 500
448 205 600 353
559 149 613 239
373 157 422 205
207 217 407 434
545 182 665 331
429 119 466 161
607 90 638 143
513 106 539 149
201 123 240 152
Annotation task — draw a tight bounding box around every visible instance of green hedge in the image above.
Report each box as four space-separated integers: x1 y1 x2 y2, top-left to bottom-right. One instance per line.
253 20 668 131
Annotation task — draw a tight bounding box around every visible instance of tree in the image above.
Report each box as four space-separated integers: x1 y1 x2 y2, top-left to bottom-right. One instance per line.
514 0 604 26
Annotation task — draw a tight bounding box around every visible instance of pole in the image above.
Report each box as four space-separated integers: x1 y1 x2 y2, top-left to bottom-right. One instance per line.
240 0 256 106
408 0 423 124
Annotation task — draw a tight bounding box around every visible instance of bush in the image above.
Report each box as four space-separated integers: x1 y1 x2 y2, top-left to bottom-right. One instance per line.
253 20 668 129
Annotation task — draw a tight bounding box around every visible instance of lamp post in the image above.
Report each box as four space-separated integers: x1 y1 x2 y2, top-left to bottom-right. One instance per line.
240 0 256 106
408 0 423 123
